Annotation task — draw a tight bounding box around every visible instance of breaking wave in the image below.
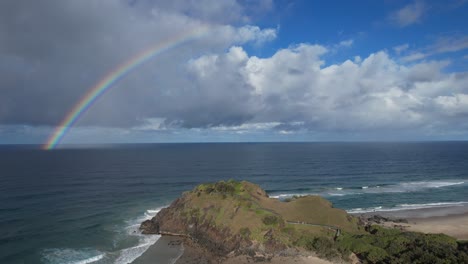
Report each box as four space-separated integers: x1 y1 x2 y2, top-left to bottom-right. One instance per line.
347 201 468 214
41 248 105 264
268 180 465 199
41 206 165 264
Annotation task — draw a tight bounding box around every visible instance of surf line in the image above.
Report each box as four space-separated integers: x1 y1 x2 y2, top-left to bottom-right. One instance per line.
43 27 209 150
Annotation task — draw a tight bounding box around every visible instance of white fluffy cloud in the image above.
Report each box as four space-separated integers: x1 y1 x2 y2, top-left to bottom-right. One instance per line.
182 44 468 135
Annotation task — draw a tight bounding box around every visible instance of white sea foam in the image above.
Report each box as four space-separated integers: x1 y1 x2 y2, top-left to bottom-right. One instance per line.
114 237 159 264
270 180 466 199
328 193 347 196
269 193 314 199
114 206 166 264
146 209 161 214
73 254 105 264
41 248 105 264
347 201 468 214
43 206 167 264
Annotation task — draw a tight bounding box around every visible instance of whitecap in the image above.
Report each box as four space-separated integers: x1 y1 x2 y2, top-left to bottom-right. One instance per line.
146 209 161 214
114 235 160 264
41 248 104 264
347 201 468 214
115 206 166 263
328 193 346 196
328 180 466 196
269 193 317 199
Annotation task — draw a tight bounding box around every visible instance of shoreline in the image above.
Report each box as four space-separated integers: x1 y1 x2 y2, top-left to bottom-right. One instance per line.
134 204 468 264
133 235 337 264
356 205 468 240
131 236 184 264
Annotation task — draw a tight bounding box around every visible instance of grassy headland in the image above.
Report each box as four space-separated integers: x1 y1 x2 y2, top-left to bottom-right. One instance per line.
140 180 468 263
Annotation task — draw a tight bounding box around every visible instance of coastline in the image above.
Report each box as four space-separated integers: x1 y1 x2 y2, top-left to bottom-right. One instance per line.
131 236 184 264
132 235 337 264
356 205 468 240
133 204 468 264
405 212 468 240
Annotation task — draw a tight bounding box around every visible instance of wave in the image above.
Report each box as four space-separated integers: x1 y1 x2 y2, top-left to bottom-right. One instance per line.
269 193 317 199
41 206 166 264
114 238 159 264
347 201 468 214
268 180 465 199
41 248 104 264
114 207 165 264
146 209 162 214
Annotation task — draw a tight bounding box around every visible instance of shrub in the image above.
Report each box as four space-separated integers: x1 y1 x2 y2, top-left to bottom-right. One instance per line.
262 215 280 225
239 227 251 239
336 226 466 264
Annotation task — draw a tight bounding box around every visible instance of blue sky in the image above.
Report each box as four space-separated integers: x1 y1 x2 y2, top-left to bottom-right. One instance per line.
0 0 468 145
253 0 468 64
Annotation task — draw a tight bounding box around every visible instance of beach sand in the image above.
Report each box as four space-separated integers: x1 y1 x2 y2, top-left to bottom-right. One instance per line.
404 213 468 240
131 236 184 264
359 205 468 240
133 235 336 264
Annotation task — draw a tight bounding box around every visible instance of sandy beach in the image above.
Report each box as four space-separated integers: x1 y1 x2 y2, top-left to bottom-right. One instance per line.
131 236 184 264
132 234 337 264
403 213 468 240
358 205 468 240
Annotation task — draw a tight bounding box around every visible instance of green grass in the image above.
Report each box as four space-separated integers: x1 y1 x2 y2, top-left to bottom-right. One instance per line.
173 181 468 263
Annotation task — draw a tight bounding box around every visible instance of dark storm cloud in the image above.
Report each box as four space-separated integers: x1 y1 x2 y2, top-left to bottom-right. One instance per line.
0 0 275 128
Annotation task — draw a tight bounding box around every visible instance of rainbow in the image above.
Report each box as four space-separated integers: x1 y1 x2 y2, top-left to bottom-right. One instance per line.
43 27 209 150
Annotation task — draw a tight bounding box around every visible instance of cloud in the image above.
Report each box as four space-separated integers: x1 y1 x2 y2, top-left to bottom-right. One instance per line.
0 0 276 128
389 0 427 27
393 44 409 55
400 35 468 62
432 35 468 53
2 1 468 142
434 94 468 116
401 52 428 62
337 39 353 47
180 44 468 135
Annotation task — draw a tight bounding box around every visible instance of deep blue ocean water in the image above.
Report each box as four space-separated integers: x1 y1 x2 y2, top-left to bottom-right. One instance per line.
1 142 467 263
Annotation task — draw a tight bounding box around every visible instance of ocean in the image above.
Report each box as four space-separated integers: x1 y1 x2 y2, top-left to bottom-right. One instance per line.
1 142 467 263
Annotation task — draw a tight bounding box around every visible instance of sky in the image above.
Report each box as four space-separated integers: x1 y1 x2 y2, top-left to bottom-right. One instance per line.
1 0 468 145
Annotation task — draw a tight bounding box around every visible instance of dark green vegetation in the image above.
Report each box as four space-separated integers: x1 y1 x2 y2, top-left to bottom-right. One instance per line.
297 225 468 263
141 180 468 263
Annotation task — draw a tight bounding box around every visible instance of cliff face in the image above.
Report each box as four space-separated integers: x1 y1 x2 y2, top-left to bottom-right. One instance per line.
140 180 360 256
